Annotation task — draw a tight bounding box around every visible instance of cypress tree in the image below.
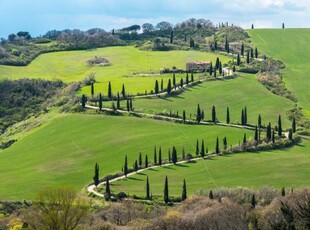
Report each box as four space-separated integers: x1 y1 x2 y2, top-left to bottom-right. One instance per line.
254 126 258 143
160 79 164 91
233 65 236 73
272 129 275 144
172 146 177 164
219 62 222 75
164 176 169 204
121 84 126 99
145 155 149 168
182 179 187 201
258 114 262 128
223 137 227 151
196 139 199 156
214 40 218 50
213 67 217 78
180 78 184 88
154 146 157 165
98 93 103 111
212 106 216 123
237 53 241 66
243 133 247 149
241 109 245 125
201 110 205 121
191 71 194 82
186 73 189 85
201 140 205 158
252 24 254 29
266 122 272 142
255 47 258 59
105 178 111 201
159 147 162 166
246 51 250 64
226 107 230 124
167 79 172 94
172 72 176 89
244 106 247 125
278 115 282 137
134 160 138 172
139 152 142 167
216 137 220 155
155 80 159 94
124 155 128 177
209 190 214 199
93 163 99 186
250 48 254 58
251 194 256 208
241 43 244 56
91 83 94 97
108 81 112 99
130 98 133 111
209 62 213 76
282 23 285 29
225 37 228 52
126 99 130 111
196 104 201 123
81 94 87 108
288 129 293 141
215 57 220 69
292 118 296 133
146 176 150 200
183 110 186 123
116 92 120 109
182 147 185 160
170 30 174 44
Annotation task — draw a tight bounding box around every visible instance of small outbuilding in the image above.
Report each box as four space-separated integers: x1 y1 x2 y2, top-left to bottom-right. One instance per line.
186 61 211 72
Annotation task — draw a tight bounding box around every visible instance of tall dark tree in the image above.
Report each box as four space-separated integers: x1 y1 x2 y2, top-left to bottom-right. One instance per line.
214 40 218 50
213 67 217 78
182 147 185 160
146 176 150 200
219 62 223 75
155 80 159 94
241 109 245 125
278 115 282 137
172 146 177 164
134 160 138 172
160 79 164 91
258 114 262 128
292 118 296 133
183 110 186 123
167 79 172 94
159 147 162 166
191 71 194 82
91 83 94 97
251 24 254 29
126 99 130 112
233 65 236 73
182 179 187 201
116 92 120 109
209 190 214 199
145 154 149 168
154 146 157 165
272 129 275 144
81 94 87 108
196 103 202 123
164 176 169 204
251 194 256 208
186 73 189 85
170 30 174 44
246 51 250 64
212 106 216 123
226 107 230 124
237 53 241 66
139 152 142 167
255 47 258 59
225 37 229 52
93 163 99 187
189 38 195 48
121 84 126 99
282 23 285 29
243 133 247 149
288 129 293 141
196 139 199 156
266 122 272 142
201 140 205 158
98 93 103 111
129 98 133 111
105 178 111 201
223 137 227 151
244 106 247 125
250 48 254 58
209 62 213 76
172 72 176 89
254 126 258 143
124 155 128 177
180 78 184 88
241 44 244 56
215 137 220 155
108 81 112 99
201 110 205 121
215 57 220 69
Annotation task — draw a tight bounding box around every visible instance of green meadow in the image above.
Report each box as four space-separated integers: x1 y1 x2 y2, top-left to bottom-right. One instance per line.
0 114 251 200
112 140 310 197
248 29 310 117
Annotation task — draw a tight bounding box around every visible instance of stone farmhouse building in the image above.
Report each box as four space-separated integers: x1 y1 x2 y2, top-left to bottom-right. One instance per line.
186 61 211 72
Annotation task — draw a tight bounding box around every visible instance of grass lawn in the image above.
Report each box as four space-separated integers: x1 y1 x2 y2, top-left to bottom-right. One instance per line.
132 73 294 128
0 46 230 95
112 139 310 198
248 29 310 117
0 113 251 200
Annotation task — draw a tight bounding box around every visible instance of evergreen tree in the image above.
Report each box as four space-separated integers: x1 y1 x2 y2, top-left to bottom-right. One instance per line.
93 163 99 187
186 73 189 85
250 48 254 58
266 122 272 142
225 37 228 52
201 110 205 121
145 154 149 168
209 62 213 76
292 118 296 133
167 79 172 94
183 110 186 123
219 62 222 75
182 179 187 201
81 94 87 108
160 79 164 91
196 104 201 123
146 176 150 200
209 190 214 199
154 146 157 165
252 24 254 29
172 146 177 164
254 126 258 143
98 93 103 111
134 160 138 172
246 51 250 64
126 99 130 111
237 53 241 66
212 106 216 123
241 109 245 125
180 78 184 88
288 129 293 141
105 178 111 201
159 147 162 166
241 43 244 56
191 71 194 82
226 107 230 124
189 38 195 48
244 106 247 125
196 139 199 156
272 129 275 144
182 147 185 160
124 155 128 177
116 92 120 109
155 80 159 94
215 57 220 69
201 140 205 158
108 81 112 99
172 72 176 89
255 47 258 59
223 137 227 151
164 176 169 203
216 137 220 155
258 114 262 127
213 67 217 78
233 65 236 73
170 30 174 44
251 194 256 208
282 23 285 29
139 152 142 167
243 133 247 149
130 98 133 111
278 115 282 137
91 83 94 97
121 84 126 99
214 40 218 50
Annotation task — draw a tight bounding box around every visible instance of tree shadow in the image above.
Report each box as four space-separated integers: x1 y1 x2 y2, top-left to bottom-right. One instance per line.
128 177 143 181
176 164 189 167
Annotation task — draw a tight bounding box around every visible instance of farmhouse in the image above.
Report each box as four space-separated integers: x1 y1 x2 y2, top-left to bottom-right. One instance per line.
186 61 211 72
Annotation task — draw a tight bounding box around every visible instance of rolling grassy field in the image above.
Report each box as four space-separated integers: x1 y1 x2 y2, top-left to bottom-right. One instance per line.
112 140 310 197
0 46 230 95
132 73 294 127
0 113 251 200
248 29 310 117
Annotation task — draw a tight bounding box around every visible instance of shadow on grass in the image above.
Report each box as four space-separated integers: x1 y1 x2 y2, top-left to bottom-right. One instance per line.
148 168 158 171
163 166 176 170
128 177 143 181
176 164 189 167
137 172 146 175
